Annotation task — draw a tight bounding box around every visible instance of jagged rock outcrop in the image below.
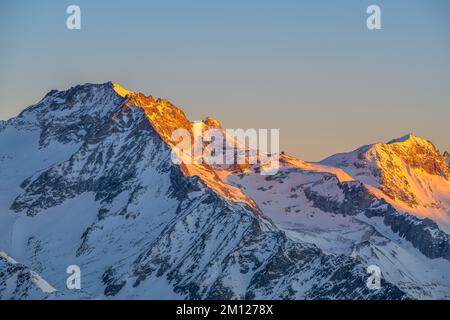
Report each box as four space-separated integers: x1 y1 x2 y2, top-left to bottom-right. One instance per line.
0 252 58 299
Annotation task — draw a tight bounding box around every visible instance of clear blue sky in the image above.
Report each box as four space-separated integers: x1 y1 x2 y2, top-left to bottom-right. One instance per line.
1 0 449 160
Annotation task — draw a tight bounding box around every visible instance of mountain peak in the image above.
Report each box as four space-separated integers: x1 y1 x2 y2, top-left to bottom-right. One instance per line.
112 82 134 98
374 134 448 178
386 133 431 147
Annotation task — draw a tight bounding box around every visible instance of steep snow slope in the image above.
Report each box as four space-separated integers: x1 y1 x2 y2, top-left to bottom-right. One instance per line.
0 82 405 299
320 134 450 229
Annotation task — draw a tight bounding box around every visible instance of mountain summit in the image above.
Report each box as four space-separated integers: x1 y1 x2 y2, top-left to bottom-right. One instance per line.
321 133 450 224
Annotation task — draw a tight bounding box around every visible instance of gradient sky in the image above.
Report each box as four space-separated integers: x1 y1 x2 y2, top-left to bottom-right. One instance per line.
1 0 449 161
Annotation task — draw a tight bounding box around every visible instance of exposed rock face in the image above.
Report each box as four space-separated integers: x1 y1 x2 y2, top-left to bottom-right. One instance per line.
380 210 450 260
386 134 448 178
445 151 450 169
320 134 450 220
201 116 224 132
376 135 449 206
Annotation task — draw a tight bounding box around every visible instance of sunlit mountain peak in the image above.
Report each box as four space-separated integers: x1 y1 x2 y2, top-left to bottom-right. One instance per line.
387 133 435 148
112 82 134 98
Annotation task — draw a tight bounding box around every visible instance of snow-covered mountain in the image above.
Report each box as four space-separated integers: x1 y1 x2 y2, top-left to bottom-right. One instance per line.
320 134 450 230
0 82 448 299
228 156 450 299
